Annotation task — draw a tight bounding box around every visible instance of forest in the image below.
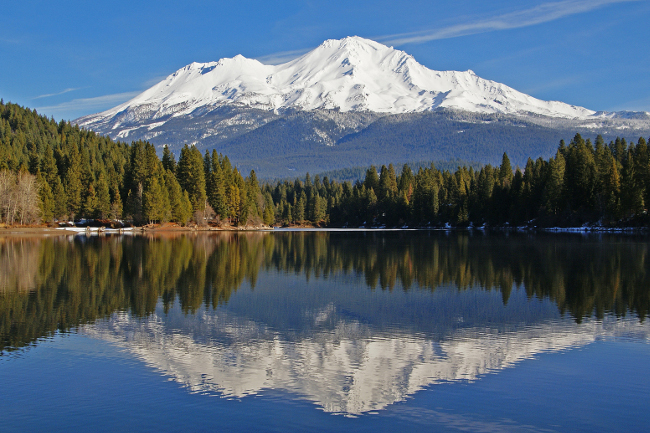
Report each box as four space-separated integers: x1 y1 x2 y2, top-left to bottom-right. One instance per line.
1 100 649 228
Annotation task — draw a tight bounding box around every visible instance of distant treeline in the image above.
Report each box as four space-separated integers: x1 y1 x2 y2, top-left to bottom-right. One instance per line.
280 133 650 227
1 100 649 227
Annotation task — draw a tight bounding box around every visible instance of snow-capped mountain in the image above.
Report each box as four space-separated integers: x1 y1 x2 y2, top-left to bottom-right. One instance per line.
85 311 648 415
75 36 650 178
79 36 599 125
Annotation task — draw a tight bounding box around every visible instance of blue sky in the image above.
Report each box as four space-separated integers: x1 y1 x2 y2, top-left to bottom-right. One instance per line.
1 0 649 121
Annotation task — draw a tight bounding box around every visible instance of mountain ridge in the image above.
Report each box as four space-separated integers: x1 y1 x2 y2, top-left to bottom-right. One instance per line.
74 36 650 178
78 36 623 127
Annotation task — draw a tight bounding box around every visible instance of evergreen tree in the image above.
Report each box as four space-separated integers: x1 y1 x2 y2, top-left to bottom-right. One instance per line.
398 164 415 202
165 169 191 225
498 152 513 187
226 183 240 224
262 192 275 226
27 141 40 175
543 152 566 216
621 148 644 216
110 184 123 220
364 166 380 193
52 179 67 220
64 143 83 219
177 144 207 212
162 145 176 173
143 175 166 223
564 133 597 212
125 183 143 224
82 184 97 219
208 151 227 218
294 191 306 223
95 170 111 219
245 170 262 224
37 173 54 222
180 191 193 225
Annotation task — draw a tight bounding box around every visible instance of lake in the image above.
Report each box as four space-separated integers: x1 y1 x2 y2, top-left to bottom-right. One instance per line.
1 230 649 432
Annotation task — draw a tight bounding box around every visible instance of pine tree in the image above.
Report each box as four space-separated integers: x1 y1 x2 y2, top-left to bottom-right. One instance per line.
143 175 166 223
162 145 176 173
543 152 565 216
226 183 240 224
125 183 144 224
364 166 379 193
208 151 227 218
245 170 262 224
165 169 189 224
498 152 513 187
64 143 83 219
110 184 123 220
27 141 40 175
621 148 644 216
294 191 306 223
634 137 649 208
565 133 597 212
180 191 193 225
82 184 97 219
177 144 207 212
40 143 59 185
262 192 275 226
52 178 67 220
37 173 54 222
95 170 111 219
398 164 414 202
602 156 621 219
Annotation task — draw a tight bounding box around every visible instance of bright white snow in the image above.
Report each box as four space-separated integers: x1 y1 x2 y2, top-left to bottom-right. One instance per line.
78 36 607 129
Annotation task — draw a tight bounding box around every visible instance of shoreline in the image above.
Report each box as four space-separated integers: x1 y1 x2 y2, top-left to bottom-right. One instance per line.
1 224 647 237
0 223 275 236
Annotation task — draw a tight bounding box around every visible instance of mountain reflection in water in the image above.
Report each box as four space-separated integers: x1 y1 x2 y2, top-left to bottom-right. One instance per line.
1 230 649 415
84 309 648 415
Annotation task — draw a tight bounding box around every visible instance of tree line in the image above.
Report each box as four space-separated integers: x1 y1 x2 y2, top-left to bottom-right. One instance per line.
1 100 649 227
0 100 270 226
267 133 650 227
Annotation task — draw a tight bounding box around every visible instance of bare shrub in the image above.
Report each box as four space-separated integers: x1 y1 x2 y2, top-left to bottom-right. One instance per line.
0 170 41 225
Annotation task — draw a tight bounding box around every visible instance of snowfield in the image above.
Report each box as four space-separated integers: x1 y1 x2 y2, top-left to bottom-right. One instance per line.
77 36 618 131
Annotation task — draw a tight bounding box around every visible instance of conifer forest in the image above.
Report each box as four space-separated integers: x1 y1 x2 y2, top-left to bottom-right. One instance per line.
1 100 649 228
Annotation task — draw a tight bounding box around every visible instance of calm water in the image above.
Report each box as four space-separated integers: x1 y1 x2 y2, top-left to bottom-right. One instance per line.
1 230 649 432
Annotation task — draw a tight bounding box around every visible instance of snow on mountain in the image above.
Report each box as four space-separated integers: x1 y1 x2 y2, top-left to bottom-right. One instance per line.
84 311 649 415
77 36 600 130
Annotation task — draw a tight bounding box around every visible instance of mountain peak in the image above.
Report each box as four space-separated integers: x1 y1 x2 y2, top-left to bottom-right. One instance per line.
78 36 603 126
321 35 388 51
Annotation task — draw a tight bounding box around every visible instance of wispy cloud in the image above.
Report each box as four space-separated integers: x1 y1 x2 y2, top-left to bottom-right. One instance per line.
0 37 23 45
256 48 311 65
253 0 640 65
36 91 140 116
521 75 583 95
32 87 83 100
379 0 641 45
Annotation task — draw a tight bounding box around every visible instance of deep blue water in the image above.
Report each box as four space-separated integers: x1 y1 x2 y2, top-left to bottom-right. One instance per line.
1 230 648 432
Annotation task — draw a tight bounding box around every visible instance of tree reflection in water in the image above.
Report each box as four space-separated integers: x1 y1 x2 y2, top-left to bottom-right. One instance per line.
1 231 649 354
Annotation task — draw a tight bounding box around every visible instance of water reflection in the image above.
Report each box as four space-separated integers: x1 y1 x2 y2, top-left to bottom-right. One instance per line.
1 231 650 414
84 309 648 415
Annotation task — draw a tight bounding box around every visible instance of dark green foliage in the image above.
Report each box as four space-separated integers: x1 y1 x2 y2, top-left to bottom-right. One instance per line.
177 144 207 213
260 135 650 228
1 100 649 228
0 101 269 226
